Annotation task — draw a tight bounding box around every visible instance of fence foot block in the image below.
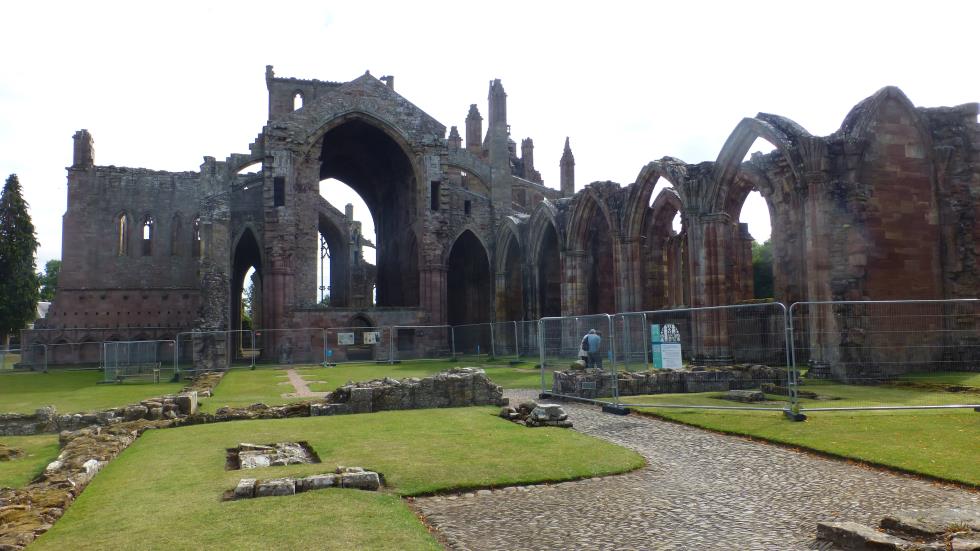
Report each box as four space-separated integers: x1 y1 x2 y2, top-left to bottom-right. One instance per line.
602 404 630 415
784 410 807 422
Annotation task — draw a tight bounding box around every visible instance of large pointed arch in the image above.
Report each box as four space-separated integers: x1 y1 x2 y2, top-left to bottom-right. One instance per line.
446 229 493 325
624 157 690 242
231 226 263 350
712 116 807 213
494 216 526 322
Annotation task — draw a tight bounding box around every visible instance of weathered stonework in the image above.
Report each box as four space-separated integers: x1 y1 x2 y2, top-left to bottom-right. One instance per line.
22 70 978 374
552 365 788 399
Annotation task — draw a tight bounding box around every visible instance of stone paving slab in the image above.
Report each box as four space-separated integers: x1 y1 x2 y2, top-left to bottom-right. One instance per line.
413 390 978 550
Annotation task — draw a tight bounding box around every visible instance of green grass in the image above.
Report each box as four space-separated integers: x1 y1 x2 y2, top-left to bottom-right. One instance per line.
34 407 643 550
0 370 185 414
623 376 980 486
0 434 60 489
203 360 543 413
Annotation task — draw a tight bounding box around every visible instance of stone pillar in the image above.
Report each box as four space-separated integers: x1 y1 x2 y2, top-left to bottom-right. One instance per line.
687 212 733 364
733 222 754 302
494 271 507 322
799 137 840 378
420 265 448 325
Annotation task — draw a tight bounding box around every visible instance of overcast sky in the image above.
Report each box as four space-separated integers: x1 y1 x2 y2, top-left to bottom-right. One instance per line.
1 0 977 270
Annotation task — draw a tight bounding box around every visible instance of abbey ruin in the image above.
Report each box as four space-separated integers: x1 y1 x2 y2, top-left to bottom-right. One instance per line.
25 67 980 367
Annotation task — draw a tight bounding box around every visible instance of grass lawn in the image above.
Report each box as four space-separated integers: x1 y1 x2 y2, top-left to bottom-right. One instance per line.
0 434 60 489
202 359 543 413
0 370 185 414
34 407 644 550
622 375 980 486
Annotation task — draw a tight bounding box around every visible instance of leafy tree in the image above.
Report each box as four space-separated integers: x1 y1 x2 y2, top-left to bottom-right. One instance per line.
38 259 61 302
752 239 774 299
0 175 40 347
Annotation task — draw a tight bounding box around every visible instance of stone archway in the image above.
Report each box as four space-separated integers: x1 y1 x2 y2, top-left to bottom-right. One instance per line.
447 230 492 325
231 228 262 342
317 117 419 307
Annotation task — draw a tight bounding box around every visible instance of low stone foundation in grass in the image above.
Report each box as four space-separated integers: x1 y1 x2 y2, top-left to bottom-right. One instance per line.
499 401 572 428
0 372 221 436
816 507 980 550
227 466 383 501
552 364 788 399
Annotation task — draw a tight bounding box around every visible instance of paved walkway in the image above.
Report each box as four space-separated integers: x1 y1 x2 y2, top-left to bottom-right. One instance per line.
279 368 328 399
413 390 978 550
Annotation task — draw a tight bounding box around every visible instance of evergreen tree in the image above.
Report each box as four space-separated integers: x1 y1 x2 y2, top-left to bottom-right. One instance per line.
38 259 61 302
0 174 40 346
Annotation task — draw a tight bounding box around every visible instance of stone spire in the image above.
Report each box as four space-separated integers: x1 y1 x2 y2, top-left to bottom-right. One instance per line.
560 137 575 198
465 104 483 153
448 126 462 149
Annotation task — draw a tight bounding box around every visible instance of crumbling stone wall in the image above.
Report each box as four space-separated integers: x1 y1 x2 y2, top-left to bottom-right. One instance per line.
27 71 978 375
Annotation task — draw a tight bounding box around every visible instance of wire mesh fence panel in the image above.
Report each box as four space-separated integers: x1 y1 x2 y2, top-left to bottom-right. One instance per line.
176 330 256 373
491 321 519 361
103 340 176 383
15 344 47 371
390 326 453 362
325 326 391 364
44 341 104 369
790 300 980 411
515 321 538 359
538 314 617 401
612 303 793 412
252 328 325 366
452 323 492 361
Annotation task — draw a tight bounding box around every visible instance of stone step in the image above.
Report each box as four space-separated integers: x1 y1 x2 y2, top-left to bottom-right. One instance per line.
815 521 925 550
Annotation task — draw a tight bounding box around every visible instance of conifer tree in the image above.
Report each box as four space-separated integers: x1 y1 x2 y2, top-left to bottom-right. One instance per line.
0 174 40 347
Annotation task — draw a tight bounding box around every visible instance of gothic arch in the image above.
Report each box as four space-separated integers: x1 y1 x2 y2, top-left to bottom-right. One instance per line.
446 229 493 325
443 226 493 267
565 187 617 252
624 157 690 242
493 217 524 274
841 86 933 150
712 116 807 213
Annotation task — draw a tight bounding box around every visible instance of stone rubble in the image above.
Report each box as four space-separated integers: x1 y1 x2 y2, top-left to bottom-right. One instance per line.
499 401 572 428
817 507 980 551
0 420 171 550
0 371 222 436
552 364 788 399
231 442 317 470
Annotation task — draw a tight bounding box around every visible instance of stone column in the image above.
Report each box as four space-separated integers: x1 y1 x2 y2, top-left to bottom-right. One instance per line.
799 137 839 378
420 264 448 325
687 211 733 364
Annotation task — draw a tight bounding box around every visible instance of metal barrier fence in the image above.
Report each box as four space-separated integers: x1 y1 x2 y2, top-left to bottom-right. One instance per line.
452 323 493 360
103 340 177 383
253 328 325 366
390 325 453 362
790 299 980 412
325 326 390 364
538 314 617 402
609 303 793 412
176 330 253 372
42 341 105 370
11 344 47 371
516 320 538 359
491 321 520 361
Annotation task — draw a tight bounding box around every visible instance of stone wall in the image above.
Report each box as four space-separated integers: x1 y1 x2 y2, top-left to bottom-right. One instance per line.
552 365 788 400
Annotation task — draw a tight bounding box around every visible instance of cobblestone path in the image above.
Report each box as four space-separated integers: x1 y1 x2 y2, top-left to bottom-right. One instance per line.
413 390 978 550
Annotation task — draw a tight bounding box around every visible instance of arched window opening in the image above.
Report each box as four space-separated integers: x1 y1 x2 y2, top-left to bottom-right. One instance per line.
141 217 154 256
293 92 304 110
672 212 682 234
117 214 128 256
317 178 378 308
192 216 202 258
